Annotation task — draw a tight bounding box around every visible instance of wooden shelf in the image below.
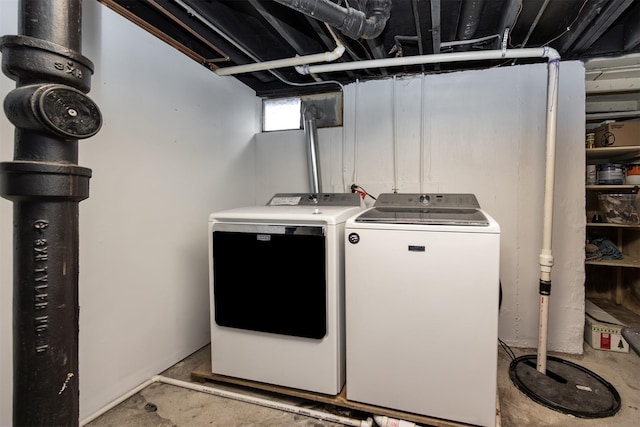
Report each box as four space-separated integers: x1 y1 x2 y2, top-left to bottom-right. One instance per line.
586 255 640 268
586 184 639 191
587 222 640 228
586 146 640 161
588 298 640 327
586 110 640 122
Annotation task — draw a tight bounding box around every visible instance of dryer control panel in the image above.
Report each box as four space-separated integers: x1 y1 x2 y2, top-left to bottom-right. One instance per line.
268 193 360 206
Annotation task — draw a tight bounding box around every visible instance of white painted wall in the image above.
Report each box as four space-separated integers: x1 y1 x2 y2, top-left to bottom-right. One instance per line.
256 62 586 353
0 1 258 424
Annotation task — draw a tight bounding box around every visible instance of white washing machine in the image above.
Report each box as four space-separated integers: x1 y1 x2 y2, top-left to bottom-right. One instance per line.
345 193 500 426
208 193 362 395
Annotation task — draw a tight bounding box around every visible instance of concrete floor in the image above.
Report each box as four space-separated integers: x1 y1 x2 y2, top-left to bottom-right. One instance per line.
85 342 640 427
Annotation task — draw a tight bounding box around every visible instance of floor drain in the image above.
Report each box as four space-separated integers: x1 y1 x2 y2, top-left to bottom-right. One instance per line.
144 403 158 413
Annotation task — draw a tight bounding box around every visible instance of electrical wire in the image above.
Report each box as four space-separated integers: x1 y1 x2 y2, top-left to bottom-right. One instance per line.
350 184 377 200
499 338 516 361
538 0 589 47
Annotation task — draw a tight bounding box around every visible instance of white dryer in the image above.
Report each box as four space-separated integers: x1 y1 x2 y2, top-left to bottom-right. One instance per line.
208 193 362 395
344 193 500 426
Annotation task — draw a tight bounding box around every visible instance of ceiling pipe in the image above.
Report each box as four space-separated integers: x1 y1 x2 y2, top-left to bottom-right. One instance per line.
273 0 391 40
441 33 500 49
215 27 344 76
297 47 558 74
455 0 485 51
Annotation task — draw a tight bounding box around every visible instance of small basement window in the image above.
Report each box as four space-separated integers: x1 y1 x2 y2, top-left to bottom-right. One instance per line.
262 96 301 132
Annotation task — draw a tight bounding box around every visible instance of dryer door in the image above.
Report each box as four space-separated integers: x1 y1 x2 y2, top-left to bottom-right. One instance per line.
212 223 327 339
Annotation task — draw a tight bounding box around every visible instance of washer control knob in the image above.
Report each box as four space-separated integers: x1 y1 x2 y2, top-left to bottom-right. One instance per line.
419 194 430 204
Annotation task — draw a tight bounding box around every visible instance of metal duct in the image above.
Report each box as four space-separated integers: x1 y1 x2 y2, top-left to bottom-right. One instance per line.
273 0 391 40
303 105 322 193
455 0 485 51
0 0 102 425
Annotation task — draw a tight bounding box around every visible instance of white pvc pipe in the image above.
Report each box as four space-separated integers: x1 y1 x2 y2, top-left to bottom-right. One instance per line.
374 415 419 427
154 376 373 426
215 44 345 76
80 375 373 427
215 21 345 76
536 55 560 374
297 47 558 74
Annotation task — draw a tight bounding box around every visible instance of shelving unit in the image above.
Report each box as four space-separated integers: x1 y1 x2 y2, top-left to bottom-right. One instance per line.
583 56 640 343
585 147 640 308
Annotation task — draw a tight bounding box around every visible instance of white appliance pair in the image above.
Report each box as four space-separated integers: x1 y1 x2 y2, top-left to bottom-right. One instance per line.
208 192 500 426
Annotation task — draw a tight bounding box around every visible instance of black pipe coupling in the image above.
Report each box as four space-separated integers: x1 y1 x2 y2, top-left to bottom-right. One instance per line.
0 35 94 93
539 279 551 296
4 83 101 140
0 161 91 202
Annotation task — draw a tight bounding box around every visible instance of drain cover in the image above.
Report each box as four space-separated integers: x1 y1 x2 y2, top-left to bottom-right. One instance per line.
509 355 621 418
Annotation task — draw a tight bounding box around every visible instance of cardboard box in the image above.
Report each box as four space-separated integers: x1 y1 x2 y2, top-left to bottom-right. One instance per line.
594 121 640 147
584 300 629 353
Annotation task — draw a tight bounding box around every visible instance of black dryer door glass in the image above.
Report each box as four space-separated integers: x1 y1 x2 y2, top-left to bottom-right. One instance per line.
212 227 326 339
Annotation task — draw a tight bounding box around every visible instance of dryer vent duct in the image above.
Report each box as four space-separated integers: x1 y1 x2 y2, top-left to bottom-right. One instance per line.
300 92 342 194
303 104 322 194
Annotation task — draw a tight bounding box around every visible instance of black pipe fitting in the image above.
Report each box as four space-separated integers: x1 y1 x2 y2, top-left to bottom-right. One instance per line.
4 83 101 139
539 279 552 296
0 35 94 93
273 0 391 40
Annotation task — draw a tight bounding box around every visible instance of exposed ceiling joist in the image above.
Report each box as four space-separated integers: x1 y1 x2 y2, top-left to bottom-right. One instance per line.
98 0 640 97
572 0 635 53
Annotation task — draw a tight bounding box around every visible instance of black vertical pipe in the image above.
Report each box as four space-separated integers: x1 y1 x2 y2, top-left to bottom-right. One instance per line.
0 0 101 425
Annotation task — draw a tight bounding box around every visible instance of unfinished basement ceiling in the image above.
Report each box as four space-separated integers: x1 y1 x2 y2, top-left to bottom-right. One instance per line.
98 0 640 97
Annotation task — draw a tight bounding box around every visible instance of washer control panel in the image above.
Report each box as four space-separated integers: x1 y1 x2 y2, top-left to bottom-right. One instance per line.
374 193 481 209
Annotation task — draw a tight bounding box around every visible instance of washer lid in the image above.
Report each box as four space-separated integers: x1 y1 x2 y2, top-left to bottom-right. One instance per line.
355 193 489 226
354 207 490 226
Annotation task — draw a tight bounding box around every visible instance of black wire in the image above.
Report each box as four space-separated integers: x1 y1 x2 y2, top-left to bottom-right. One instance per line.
353 185 377 200
498 338 516 361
